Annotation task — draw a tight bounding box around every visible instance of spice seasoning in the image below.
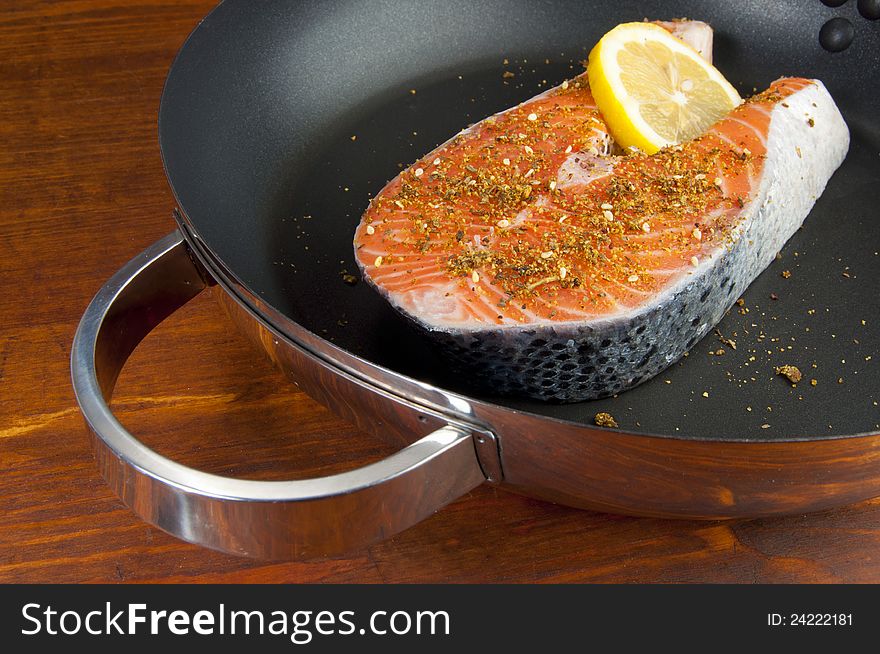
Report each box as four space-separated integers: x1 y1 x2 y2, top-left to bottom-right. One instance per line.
715 329 737 350
594 412 619 428
776 365 802 385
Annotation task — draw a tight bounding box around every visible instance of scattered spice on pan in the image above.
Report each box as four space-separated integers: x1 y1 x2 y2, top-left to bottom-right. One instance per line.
350 135 357 141
594 412 618 428
781 270 791 279
714 328 737 350
340 270 359 286
775 364 802 385
810 379 818 386
770 292 778 300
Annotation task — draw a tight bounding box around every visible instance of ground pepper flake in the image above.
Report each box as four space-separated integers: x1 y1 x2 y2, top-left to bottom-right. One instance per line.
776 365 802 385
594 412 618 428
340 271 358 286
715 329 737 350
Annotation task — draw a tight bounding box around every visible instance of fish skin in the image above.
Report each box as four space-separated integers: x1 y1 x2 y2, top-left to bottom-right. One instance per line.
654 19 713 62
356 77 848 401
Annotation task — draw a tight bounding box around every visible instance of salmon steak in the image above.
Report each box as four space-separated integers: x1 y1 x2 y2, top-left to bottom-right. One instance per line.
353 32 849 402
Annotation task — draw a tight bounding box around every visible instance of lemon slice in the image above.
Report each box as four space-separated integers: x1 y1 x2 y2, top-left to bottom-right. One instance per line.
588 22 741 154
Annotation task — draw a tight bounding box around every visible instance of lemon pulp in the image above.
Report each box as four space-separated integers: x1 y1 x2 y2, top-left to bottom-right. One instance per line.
588 23 741 154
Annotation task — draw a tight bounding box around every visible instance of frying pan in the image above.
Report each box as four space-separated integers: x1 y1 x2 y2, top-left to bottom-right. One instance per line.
71 0 880 559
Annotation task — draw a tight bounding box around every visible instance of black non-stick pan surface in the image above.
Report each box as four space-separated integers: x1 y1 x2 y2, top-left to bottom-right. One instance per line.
159 0 880 442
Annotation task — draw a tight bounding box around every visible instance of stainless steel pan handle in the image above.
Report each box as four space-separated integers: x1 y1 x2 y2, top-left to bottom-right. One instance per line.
70 232 487 559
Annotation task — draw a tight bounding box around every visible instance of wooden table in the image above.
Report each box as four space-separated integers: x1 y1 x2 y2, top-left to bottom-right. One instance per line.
2 0 879 583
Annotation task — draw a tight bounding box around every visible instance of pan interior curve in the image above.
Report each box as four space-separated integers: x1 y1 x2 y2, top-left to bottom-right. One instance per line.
159 0 880 441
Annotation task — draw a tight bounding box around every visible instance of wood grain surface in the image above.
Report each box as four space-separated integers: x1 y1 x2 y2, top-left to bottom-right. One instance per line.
2 0 879 583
